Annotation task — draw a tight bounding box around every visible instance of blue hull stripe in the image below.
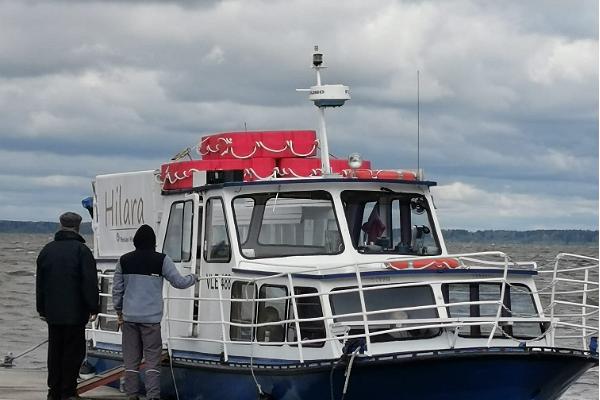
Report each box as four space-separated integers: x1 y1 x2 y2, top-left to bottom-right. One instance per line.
231 267 537 279
87 346 597 400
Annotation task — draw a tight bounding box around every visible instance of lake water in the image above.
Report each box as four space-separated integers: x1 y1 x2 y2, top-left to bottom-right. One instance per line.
0 233 597 399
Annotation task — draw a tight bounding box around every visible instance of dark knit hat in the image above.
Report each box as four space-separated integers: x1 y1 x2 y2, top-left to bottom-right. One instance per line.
59 212 82 230
133 224 156 250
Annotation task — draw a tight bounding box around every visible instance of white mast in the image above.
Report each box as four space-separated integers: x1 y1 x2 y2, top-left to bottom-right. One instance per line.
297 46 350 175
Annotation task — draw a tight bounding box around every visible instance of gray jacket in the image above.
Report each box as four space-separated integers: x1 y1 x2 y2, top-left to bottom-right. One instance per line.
112 251 196 324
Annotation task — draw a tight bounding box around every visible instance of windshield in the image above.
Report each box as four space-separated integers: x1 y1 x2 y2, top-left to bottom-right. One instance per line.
232 191 343 259
342 190 440 255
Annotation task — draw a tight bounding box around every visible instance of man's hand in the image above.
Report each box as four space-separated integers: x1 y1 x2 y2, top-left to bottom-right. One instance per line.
89 314 98 322
117 312 124 327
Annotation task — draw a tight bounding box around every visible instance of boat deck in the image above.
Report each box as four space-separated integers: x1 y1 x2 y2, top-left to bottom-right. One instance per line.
0 369 125 400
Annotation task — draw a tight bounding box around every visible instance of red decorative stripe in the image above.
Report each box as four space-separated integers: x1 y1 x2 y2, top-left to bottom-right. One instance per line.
198 130 317 160
387 258 460 270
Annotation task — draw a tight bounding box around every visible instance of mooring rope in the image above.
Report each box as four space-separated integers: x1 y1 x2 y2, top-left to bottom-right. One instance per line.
1 339 48 367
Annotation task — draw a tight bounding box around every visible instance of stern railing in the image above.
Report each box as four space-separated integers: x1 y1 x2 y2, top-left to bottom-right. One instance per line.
538 253 599 351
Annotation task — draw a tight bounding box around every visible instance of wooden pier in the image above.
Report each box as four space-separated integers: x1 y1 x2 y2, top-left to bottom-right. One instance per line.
0 369 125 400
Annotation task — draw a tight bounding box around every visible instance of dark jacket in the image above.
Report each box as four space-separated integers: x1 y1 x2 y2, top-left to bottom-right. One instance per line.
36 230 100 325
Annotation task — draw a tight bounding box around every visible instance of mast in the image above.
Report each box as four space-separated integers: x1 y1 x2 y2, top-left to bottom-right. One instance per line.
297 46 350 175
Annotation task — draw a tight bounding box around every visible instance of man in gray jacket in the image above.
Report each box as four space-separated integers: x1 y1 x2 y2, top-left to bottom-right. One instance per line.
112 224 197 400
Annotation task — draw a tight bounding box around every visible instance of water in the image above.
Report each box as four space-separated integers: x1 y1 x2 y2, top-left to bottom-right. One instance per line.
0 233 597 398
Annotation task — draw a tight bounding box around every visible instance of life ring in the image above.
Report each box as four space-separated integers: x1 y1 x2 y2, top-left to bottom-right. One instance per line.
387 257 460 270
341 169 417 181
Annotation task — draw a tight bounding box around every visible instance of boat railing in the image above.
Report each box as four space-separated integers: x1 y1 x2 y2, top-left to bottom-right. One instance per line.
88 251 596 362
165 251 543 362
537 253 599 351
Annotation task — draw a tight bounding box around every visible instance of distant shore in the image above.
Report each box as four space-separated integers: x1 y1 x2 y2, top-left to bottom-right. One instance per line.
442 229 598 245
0 220 93 235
0 220 597 245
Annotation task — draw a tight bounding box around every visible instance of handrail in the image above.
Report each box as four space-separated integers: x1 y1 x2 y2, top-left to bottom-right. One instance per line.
88 250 598 363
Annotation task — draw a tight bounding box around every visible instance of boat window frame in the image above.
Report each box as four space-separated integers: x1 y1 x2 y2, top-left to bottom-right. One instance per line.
329 283 442 342
162 200 194 263
231 190 345 259
256 283 289 345
229 281 258 342
442 282 544 339
98 270 118 332
286 286 326 348
203 196 232 263
340 190 441 256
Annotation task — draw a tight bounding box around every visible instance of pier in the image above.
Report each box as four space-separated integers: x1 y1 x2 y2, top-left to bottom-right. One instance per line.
0 369 125 400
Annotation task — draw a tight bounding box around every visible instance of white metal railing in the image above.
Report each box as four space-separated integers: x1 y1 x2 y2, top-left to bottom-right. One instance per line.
87 251 598 363
538 253 599 351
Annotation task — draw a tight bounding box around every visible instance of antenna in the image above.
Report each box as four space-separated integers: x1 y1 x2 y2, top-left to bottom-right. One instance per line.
417 70 420 178
296 46 351 175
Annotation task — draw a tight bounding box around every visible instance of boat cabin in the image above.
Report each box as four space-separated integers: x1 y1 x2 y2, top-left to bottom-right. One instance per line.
88 138 553 363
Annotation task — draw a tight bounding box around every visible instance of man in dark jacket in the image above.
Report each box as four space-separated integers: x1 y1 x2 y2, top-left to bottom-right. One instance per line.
112 224 197 400
36 212 99 400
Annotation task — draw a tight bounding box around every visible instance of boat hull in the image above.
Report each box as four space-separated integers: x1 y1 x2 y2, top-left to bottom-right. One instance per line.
87 346 598 400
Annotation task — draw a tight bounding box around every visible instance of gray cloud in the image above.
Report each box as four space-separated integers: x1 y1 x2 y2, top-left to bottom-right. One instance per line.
0 0 596 229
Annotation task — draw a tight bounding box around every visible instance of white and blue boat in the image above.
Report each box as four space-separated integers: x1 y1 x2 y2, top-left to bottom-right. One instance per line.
84 47 598 400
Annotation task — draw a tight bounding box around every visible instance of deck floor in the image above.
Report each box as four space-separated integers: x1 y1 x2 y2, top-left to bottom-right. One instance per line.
0 369 126 400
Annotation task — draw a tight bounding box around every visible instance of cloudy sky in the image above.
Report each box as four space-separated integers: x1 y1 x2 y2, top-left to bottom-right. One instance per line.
0 0 597 230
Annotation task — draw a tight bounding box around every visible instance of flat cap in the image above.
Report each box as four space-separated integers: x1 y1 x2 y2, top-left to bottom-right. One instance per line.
59 212 82 229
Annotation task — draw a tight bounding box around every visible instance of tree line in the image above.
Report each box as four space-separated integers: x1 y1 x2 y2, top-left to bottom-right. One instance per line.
442 229 598 244
0 220 93 234
0 220 597 244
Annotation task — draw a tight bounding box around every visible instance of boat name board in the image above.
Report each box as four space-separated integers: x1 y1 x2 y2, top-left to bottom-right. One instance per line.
94 170 160 258
104 184 145 229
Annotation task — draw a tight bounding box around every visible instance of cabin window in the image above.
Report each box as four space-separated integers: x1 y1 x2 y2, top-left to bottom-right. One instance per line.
256 285 287 344
232 197 253 245
163 200 194 262
443 283 543 339
287 287 326 347
342 190 440 256
230 281 257 342
329 285 440 341
98 274 118 332
195 205 203 259
232 191 343 259
204 198 231 262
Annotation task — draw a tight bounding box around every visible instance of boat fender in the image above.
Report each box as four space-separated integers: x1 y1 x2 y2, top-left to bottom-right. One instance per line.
341 168 417 180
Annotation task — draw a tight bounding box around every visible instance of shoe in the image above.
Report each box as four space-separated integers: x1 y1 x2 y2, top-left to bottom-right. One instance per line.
126 396 140 400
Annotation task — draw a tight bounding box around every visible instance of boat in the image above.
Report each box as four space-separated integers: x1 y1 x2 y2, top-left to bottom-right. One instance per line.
83 47 599 400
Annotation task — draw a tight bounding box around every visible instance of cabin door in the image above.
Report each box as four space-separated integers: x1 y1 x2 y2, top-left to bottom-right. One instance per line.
159 193 200 338
196 196 234 353
192 202 203 337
